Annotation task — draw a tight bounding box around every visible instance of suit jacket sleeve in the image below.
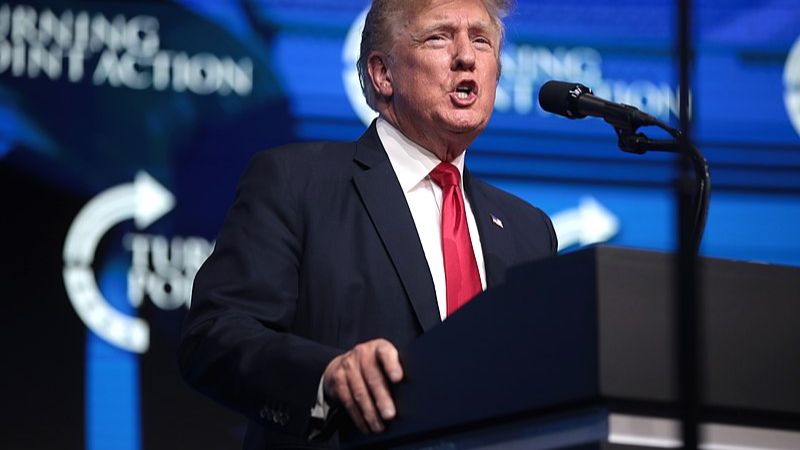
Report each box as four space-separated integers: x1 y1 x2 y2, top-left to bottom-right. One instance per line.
178 150 343 436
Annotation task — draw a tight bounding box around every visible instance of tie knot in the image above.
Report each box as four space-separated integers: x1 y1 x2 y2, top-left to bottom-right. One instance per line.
429 162 461 189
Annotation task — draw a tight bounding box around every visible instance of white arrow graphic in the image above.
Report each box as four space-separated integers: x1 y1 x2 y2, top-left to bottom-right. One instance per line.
63 172 175 353
551 197 620 251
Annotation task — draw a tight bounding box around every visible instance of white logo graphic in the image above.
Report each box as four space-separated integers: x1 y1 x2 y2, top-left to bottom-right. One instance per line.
785 34 800 136
342 8 378 126
63 172 174 353
63 173 214 353
551 197 619 251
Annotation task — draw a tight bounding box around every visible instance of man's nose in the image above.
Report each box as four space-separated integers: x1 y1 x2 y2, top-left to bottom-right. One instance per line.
452 33 476 70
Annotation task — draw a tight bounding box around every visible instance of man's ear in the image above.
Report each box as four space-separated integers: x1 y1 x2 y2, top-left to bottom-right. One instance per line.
367 52 393 98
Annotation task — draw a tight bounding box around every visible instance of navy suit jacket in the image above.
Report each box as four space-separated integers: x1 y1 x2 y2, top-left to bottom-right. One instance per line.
178 123 557 449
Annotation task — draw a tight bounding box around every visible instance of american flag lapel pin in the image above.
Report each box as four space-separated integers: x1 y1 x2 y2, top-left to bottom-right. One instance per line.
490 214 504 229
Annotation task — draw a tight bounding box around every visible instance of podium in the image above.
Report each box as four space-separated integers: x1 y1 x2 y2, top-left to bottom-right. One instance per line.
342 246 800 449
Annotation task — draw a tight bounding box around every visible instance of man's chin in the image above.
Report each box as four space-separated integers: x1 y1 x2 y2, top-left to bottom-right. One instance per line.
443 109 491 131
443 119 487 135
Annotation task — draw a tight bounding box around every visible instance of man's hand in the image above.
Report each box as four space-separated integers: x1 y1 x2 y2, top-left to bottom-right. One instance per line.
322 338 403 434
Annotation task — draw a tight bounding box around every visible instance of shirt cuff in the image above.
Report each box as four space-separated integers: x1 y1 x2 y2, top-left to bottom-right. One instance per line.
308 374 332 439
310 374 330 420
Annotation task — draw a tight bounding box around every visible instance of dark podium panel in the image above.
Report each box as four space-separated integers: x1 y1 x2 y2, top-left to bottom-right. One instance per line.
343 246 800 449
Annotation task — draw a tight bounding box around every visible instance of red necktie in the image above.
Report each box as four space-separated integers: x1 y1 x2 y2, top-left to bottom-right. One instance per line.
429 162 482 316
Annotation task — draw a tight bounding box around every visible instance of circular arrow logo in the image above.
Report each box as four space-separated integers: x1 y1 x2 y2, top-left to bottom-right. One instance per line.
62 172 175 353
785 34 800 137
342 8 378 126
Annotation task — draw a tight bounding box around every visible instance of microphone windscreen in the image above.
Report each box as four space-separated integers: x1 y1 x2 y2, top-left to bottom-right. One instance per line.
538 80 586 118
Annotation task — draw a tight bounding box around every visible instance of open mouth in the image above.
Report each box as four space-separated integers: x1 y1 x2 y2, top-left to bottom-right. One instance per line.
454 81 477 99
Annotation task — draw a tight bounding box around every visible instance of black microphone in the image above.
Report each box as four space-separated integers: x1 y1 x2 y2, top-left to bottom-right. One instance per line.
538 80 658 127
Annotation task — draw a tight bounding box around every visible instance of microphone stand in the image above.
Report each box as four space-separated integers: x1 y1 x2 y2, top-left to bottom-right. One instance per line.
606 117 710 253
606 110 709 450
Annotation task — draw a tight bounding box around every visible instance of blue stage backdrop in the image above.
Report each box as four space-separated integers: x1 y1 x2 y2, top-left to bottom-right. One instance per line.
1 0 798 448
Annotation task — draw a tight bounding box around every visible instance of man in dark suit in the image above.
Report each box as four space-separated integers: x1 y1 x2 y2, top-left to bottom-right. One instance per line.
179 0 557 448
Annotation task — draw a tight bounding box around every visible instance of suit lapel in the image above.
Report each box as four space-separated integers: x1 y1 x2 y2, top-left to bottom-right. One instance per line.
464 170 512 288
352 124 441 332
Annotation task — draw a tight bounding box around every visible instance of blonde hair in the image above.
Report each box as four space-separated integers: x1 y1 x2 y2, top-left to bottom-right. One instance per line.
357 0 512 110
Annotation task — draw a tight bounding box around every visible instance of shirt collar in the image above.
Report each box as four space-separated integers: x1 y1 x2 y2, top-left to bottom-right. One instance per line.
376 117 466 193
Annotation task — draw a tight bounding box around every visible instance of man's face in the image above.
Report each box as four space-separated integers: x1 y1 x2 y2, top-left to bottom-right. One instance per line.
380 0 500 157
